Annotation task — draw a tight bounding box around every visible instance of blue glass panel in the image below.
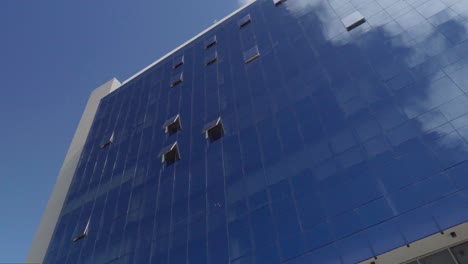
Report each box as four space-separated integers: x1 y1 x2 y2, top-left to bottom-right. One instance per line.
250 205 275 248
44 1 468 263
207 227 229 264
336 233 373 264
366 220 406 256
255 244 280 264
188 238 207 264
228 216 252 259
303 221 333 252
279 234 306 261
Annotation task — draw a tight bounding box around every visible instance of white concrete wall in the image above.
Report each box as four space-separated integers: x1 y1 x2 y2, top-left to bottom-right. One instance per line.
26 78 121 264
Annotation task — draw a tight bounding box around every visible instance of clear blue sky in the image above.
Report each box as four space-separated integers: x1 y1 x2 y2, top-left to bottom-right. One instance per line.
0 0 244 262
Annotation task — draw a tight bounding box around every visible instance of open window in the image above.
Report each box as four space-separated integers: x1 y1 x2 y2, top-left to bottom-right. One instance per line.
172 55 184 70
170 72 183 87
100 132 114 149
203 117 224 143
243 45 260 64
72 218 90 242
238 14 252 28
162 114 181 135
158 142 180 166
204 35 217 49
273 0 287 6
205 50 218 66
341 11 366 31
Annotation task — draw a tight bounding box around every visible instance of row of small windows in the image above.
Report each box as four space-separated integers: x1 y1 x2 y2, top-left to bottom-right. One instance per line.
168 13 260 88
170 43 259 88
159 117 224 166
162 114 224 141
100 116 225 167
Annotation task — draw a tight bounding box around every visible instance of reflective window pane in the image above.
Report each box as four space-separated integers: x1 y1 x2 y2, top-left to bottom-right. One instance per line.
419 249 456 264
451 241 468 264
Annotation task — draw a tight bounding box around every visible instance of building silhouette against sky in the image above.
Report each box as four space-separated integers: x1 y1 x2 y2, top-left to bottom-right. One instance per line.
28 0 468 263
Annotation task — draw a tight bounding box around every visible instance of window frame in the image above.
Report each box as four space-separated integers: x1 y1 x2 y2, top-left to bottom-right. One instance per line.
72 218 90 242
158 142 181 166
162 114 182 135
205 50 218 66
203 117 225 142
172 55 184 70
238 14 252 28
243 45 260 64
170 72 184 87
341 11 366 31
100 132 114 149
273 0 287 6
204 35 217 49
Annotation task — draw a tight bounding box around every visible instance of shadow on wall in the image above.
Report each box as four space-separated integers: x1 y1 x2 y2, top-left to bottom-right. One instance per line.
263 0 468 262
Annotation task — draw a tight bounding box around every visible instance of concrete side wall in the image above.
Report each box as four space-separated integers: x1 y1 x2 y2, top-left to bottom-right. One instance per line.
26 78 121 264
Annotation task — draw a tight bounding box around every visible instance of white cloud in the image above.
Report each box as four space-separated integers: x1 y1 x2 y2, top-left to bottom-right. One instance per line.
284 0 321 15
237 0 254 7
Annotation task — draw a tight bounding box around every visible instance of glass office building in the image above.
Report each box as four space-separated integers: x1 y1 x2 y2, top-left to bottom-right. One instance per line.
29 0 468 263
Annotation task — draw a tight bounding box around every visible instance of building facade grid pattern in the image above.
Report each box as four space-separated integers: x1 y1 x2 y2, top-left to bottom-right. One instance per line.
43 0 468 263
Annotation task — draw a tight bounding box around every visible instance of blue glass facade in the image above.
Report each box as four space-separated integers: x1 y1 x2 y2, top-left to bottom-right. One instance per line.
43 0 468 263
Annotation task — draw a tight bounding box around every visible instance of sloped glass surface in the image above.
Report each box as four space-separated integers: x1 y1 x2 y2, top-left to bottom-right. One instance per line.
44 0 468 263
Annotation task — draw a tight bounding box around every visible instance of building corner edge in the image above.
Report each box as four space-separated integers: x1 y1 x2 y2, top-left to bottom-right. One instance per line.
26 78 121 264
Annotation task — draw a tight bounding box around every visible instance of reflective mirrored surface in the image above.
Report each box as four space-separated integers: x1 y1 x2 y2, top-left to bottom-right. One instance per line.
44 0 468 263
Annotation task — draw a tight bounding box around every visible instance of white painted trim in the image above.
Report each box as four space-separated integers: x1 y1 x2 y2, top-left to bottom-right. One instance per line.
26 78 121 264
122 1 256 85
359 221 468 264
